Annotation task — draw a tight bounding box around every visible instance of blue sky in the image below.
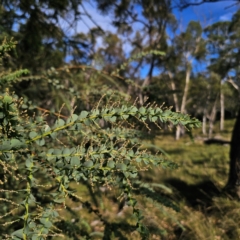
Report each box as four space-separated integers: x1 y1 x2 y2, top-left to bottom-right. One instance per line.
78 1 238 34
146 1 238 77
68 0 239 73
172 1 238 77
175 1 237 28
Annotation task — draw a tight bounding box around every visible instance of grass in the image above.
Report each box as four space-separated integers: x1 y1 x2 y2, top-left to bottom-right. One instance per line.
54 119 240 240
142 119 240 240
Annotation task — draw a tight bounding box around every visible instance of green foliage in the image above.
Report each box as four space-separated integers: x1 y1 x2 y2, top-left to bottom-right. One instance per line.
0 39 29 86
0 39 16 55
0 40 201 239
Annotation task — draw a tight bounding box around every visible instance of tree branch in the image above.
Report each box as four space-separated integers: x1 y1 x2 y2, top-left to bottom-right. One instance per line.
174 0 240 10
227 77 239 91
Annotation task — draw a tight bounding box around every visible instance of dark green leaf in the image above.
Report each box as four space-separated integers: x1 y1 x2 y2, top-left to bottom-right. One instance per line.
79 111 89 120
109 116 116 122
70 114 78 121
107 160 115 168
40 218 52 228
36 138 45 146
55 119 65 127
116 163 127 171
63 148 70 155
11 139 26 149
29 131 38 139
83 160 93 168
11 229 23 238
70 156 79 166
26 158 33 168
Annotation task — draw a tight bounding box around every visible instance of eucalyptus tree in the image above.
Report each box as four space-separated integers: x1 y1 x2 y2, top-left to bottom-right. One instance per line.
204 21 236 132
190 72 221 136
204 11 240 188
95 0 176 104
163 21 206 139
176 0 240 195
223 10 240 192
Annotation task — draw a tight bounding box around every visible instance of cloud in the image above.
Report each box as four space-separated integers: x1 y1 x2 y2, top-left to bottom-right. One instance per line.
219 12 233 21
173 1 236 29
191 1 235 24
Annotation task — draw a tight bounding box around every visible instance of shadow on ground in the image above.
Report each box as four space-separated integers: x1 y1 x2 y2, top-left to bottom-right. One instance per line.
164 178 222 209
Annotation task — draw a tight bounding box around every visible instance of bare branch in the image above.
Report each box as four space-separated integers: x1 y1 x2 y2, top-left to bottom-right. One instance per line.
227 76 239 91
174 0 240 10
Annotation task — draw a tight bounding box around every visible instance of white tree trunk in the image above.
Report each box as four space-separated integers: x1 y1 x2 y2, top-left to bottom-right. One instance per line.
209 97 218 138
168 72 181 140
180 64 191 114
175 64 191 140
220 81 225 131
168 72 180 112
202 108 207 135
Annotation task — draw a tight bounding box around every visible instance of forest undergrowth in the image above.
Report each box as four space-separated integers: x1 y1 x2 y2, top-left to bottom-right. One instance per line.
60 119 240 240
141 119 240 240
